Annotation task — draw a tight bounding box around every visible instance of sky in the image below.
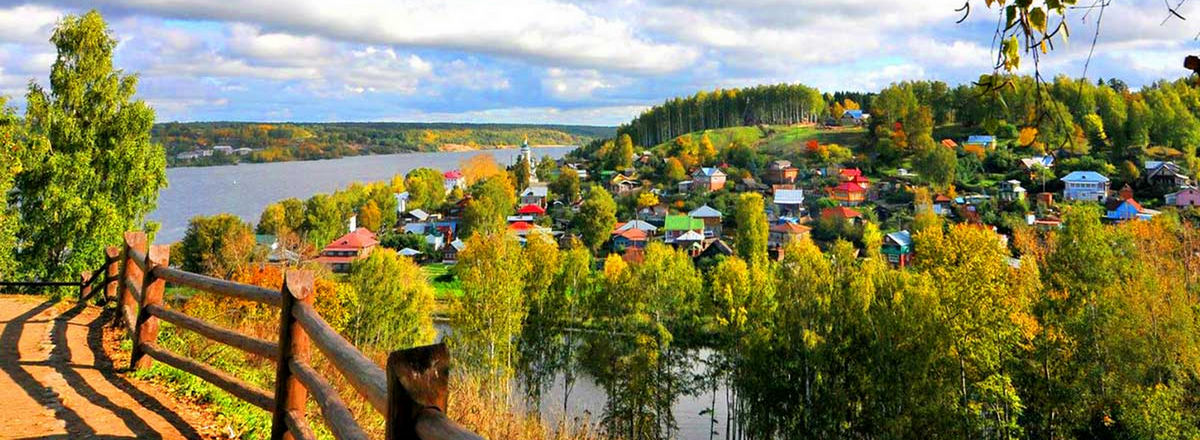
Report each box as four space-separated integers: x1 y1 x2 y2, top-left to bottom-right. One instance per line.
0 0 1197 126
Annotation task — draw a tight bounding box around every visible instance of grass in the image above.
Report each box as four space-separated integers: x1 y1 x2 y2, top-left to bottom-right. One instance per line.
422 263 463 299
651 126 766 151
648 124 870 156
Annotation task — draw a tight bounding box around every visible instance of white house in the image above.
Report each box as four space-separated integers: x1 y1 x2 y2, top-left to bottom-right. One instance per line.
773 189 805 218
1061 171 1110 202
212 145 234 155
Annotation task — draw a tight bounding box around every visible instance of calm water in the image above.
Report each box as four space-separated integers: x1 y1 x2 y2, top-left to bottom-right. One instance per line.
148 147 576 242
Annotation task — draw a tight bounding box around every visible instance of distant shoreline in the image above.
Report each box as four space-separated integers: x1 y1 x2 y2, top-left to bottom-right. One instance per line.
167 143 578 168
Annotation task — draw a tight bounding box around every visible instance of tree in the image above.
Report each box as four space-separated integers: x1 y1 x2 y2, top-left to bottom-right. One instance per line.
734 193 768 264
0 99 23 278
346 248 436 350
405 167 446 211
462 176 516 237
358 200 382 232
613 133 635 169
914 144 958 190
535 155 556 181
513 158 532 190
461 153 502 185
664 157 687 182
636 191 660 211
577 186 617 252
303 194 344 248
257 202 288 235
452 233 529 390
178 214 255 278
550 166 580 202
14 11 168 279
698 134 717 165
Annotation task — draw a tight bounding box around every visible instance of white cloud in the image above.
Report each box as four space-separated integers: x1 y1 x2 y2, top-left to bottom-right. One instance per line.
68 0 700 74
437 59 511 91
377 104 649 126
542 68 627 100
0 4 61 44
227 23 335 66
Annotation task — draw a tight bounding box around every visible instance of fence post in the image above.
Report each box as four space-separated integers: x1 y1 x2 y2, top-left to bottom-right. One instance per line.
104 246 121 303
119 231 147 332
271 270 313 440
386 343 451 440
79 270 92 302
130 244 169 371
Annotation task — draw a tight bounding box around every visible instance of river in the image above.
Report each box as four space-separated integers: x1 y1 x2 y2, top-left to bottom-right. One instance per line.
148 147 576 242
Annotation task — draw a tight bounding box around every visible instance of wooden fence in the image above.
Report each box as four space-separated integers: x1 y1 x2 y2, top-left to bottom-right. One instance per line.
75 231 484 440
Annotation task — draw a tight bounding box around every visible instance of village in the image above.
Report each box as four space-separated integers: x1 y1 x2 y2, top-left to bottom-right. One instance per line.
283 120 1200 276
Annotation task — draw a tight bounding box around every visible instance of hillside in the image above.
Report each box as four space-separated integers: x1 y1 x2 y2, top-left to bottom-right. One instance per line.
651 124 869 154
154 121 615 167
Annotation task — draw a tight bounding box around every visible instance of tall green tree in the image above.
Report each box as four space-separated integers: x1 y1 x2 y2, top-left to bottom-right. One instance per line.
346 248 436 350
462 176 516 237
15 11 167 279
178 214 255 278
0 99 24 278
577 186 617 252
734 193 768 264
550 166 580 202
303 194 344 247
452 233 530 392
405 167 446 210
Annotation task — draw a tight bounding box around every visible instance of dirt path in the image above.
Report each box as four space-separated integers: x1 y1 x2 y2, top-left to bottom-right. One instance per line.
0 295 217 439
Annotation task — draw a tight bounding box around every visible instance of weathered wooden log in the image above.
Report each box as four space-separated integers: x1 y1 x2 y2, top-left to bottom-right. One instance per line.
119 232 147 334
123 278 144 305
145 304 278 360
141 341 275 410
387 343 482 440
271 271 313 440
104 246 121 302
284 409 317 440
293 301 387 415
131 244 170 371
152 265 280 306
78 271 92 301
290 359 370 440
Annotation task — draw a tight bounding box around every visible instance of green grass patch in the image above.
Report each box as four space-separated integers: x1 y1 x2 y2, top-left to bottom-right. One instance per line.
422 263 462 299
760 126 867 152
652 126 767 151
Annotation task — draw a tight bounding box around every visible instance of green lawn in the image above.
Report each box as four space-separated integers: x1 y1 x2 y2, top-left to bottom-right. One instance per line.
421 263 462 299
652 126 766 150
649 124 869 155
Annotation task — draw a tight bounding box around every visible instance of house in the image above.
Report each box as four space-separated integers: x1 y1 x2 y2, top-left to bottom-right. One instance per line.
768 222 811 253
612 228 648 251
398 248 422 258
692 167 727 192
1105 185 1159 222
234 147 253 156
1061 171 1110 202
838 168 863 181
773 189 805 218
998 180 1027 202
520 186 549 207
1019 155 1055 171
663 215 706 243
609 174 641 195
1145 161 1190 188
443 239 465 263
932 194 953 216
443 170 466 192
940 139 958 149
688 205 724 238
1030 214 1063 230
821 206 862 224
638 204 669 222
425 233 445 251
840 109 869 126
828 182 867 206
404 209 430 224
1165 186 1200 207
960 135 998 155
175 151 199 160
765 160 799 184
672 230 707 255
395 192 409 214
212 145 234 155
517 203 547 218
315 228 378 273
881 230 913 268
615 219 658 235
696 238 735 260
737 177 768 192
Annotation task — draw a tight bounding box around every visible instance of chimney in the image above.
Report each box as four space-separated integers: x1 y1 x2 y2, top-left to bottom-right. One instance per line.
1119 184 1134 201
348 214 357 233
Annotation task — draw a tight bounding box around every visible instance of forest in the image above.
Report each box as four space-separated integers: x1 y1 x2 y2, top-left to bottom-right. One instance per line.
153 121 613 167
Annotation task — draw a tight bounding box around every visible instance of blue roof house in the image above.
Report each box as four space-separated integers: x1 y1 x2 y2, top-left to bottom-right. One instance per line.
1061 171 1110 202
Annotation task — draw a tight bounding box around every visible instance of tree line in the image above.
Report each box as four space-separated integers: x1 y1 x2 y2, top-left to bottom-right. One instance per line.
617 84 827 147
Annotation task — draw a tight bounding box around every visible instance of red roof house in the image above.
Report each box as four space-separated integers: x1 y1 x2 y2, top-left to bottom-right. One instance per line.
316 228 378 273
821 206 863 222
517 204 547 216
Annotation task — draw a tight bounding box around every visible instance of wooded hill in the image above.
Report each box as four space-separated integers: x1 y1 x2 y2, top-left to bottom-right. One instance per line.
153 122 615 167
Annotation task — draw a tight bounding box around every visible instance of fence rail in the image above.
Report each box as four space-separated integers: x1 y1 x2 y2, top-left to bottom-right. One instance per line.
7 231 483 440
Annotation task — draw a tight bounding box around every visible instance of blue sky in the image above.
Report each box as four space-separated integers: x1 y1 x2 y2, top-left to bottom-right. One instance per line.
0 0 1197 126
